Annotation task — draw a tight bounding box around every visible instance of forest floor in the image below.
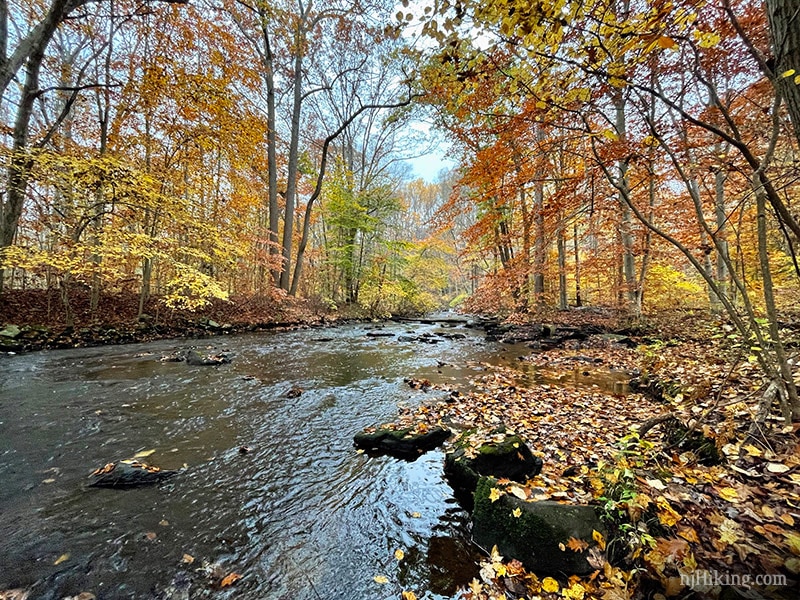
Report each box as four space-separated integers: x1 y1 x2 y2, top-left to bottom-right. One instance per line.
383 309 800 600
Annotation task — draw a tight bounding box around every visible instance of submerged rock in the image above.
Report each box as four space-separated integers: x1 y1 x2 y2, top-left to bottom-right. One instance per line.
472 477 605 576
444 429 542 498
185 349 231 366
88 460 177 488
354 425 451 459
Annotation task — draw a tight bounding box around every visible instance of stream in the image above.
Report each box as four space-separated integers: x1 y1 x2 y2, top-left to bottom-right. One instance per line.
0 319 520 599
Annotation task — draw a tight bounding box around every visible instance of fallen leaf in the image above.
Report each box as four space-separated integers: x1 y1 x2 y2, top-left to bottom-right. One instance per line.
489 487 503 503
373 575 388 584
593 530 606 551
159 519 169 527
394 549 405 561
766 463 789 474
511 507 522 518
133 449 156 459
567 537 589 552
542 576 560 593
53 553 69 565
508 485 527 500
656 497 683 525
786 557 800 575
410 512 421 518
717 487 739 503
145 532 157 541
781 513 795 526
717 519 741 546
401 592 418 600
784 531 800 555
677 527 699 543
220 573 241 587
181 554 194 564
42 479 56 484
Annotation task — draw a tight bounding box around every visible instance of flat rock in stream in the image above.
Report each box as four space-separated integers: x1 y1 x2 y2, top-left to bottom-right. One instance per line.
354 425 451 459
444 429 542 499
88 460 178 488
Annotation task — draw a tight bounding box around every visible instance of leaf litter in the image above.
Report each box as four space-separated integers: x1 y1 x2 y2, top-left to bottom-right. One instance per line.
373 322 799 599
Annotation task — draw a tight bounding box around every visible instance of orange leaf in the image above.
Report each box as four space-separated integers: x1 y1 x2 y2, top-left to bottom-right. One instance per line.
566 537 589 552
220 573 242 587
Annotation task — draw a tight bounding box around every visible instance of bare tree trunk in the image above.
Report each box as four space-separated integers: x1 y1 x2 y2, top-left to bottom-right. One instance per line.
767 0 800 150
573 222 582 307
557 220 567 310
0 37 43 292
279 30 305 292
754 175 800 419
533 127 546 305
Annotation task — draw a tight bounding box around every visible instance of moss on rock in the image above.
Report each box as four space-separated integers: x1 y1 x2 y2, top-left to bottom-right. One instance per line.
472 477 605 576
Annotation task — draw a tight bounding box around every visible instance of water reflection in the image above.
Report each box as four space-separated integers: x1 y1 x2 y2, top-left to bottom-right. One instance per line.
0 322 491 599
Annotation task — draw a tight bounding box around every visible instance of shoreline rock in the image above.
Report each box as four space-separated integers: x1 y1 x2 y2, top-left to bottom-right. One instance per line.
354 425 451 460
472 477 606 576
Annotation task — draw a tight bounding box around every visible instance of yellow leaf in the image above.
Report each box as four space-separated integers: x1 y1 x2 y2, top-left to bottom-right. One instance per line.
373 575 389 584
54 553 70 565
592 530 606 551
181 554 195 564
493 562 507 577
683 551 697 571
717 487 739 503
469 578 483 594
395 549 405 561
656 497 682 526
133 449 156 459
220 573 241 587
410 512 421 518
490 545 503 563
489 487 503 503
784 531 800 555
781 513 795 527
795 74 800 85
512 507 522 518
541 576 560 593
401 592 418 600
743 444 762 456
783 69 797 78
718 519 741 546
762 505 776 519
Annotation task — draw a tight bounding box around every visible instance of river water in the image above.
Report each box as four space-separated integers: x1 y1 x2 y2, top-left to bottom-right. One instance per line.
0 320 507 599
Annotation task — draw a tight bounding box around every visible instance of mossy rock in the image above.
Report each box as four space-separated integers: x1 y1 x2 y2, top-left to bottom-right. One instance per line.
444 430 542 499
354 425 451 460
472 477 605 576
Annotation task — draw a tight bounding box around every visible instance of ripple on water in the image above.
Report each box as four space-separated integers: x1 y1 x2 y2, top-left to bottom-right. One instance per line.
0 321 492 598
